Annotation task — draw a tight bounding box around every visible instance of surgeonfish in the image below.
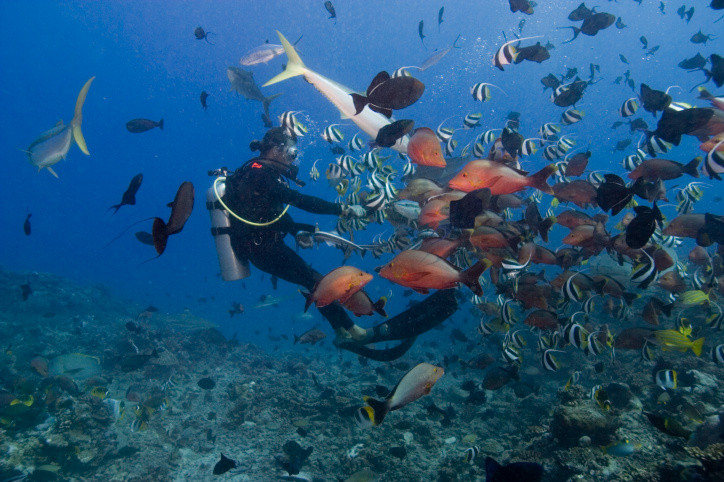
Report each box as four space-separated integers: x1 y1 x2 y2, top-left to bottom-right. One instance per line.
26 77 95 177
355 363 443 426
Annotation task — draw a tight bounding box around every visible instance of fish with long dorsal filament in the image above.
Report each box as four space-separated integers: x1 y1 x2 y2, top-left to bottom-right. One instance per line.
262 31 409 153
25 77 94 178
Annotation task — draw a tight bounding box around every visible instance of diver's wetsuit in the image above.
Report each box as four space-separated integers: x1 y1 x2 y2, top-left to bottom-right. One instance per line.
224 157 354 331
223 157 459 361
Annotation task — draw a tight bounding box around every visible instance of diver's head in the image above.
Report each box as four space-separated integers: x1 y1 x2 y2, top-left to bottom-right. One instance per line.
250 127 298 165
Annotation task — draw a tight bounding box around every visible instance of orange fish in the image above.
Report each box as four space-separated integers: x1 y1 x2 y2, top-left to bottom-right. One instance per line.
448 160 556 195
417 191 464 229
419 237 461 259
342 290 387 317
303 266 372 311
377 250 490 295
407 127 446 167
469 226 515 250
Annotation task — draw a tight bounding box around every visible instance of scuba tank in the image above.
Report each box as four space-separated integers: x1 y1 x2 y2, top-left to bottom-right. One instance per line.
207 169 250 281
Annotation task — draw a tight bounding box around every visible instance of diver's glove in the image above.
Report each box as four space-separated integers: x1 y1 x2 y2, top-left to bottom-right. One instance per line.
295 230 314 249
343 204 367 218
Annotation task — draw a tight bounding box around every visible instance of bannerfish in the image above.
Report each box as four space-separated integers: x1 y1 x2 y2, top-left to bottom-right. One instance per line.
263 31 410 153
26 77 94 178
126 118 163 133
227 66 282 123
109 173 143 214
355 363 443 426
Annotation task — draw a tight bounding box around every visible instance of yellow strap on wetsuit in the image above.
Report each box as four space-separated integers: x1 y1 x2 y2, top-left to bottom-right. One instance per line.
213 176 290 227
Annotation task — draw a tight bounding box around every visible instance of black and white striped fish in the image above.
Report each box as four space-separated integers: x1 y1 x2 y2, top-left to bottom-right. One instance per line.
630 250 657 289
322 124 344 143
561 108 584 125
619 98 639 117
348 133 365 151
463 112 482 129
542 349 562 371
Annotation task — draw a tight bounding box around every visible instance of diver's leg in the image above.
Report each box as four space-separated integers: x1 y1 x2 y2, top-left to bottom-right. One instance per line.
364 289 458 342
246 241 356 331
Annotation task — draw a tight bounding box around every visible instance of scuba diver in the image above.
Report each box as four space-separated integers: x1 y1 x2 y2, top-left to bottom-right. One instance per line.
210 127 458 361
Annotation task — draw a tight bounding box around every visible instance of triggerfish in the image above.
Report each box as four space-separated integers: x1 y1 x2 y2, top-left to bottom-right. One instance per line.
302 266 373 311
26 77 95 178
355 362 443 426
263 31 409 153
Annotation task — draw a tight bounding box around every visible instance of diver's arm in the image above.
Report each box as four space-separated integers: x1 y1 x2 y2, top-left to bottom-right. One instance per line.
276 184 344 215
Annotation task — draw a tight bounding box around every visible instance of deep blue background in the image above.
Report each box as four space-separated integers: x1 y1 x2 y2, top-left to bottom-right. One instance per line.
1 1 720 345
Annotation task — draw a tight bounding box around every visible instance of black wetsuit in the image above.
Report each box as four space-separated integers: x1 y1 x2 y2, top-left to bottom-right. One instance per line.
224 157 354 331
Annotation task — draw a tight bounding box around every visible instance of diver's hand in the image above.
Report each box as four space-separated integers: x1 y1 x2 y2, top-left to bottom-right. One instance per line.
295 231 314 249
343 204 367 218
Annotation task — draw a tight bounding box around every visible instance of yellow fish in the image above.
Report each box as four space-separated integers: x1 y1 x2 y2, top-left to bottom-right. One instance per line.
652 330 704 357
90 387 109 399
678 290 710 307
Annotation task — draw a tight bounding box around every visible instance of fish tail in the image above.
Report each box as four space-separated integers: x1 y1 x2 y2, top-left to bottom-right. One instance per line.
158 119 164 130
539 217 555 243
108 204 122 215
460 259 492 296
350 93 369 116
293 334 300 344
690 337 704 357
263 31 306 87
362 396 390 426
682 157 701 178
373 296 388 317
72 76 95 156
559 26 581 44
661 302 674 317
622 292 639 306
301 290 314 312
528 165 557 195
151 217 168 256
262 93 283 120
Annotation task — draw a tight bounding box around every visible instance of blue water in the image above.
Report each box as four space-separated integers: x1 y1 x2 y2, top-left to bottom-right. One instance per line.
0 0 720 347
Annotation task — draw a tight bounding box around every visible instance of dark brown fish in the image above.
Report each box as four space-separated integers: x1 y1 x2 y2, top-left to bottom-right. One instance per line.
194 26 214 44
509 0 535 14
375 119 414 148
562 12 616 42
568 2 592 21
23 213 31 235
662 214 705 238
200 91 209 110
640 84 671 115
627 158 699 181
351 71 425 118
565 151 591 177
482 364 519 390
126 118 164 133
514 43 550 63
553 180 598 208
614 327 654 350
524 309 559 330
109 173 143 214
642 297 673 326
653 107 715 145
152 182 195 256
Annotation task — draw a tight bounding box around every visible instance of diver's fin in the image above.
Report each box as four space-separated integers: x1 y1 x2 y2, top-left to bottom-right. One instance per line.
72 76 95 156
364 289 458 343
263 31 306 87
337 336 416 362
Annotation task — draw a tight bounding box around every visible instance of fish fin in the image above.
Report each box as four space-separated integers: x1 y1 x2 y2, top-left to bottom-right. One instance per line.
368 104 393 119
301 289 316 312
460 259 492 296
682 157 701 178
262 93 283 120
373 296 388 317
158 119 164 130
690 337 704 357
45 166 59 178
528 165 557 195
367 71 391 96
622 292 639 305
661 302 674 317
293 334 300 344
108 204 122 214
559 26 581 44
351 93 369 116
263 31 306 87
363 397 390 426
539 217 555 243
71 77 94 156
151 217 168 256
